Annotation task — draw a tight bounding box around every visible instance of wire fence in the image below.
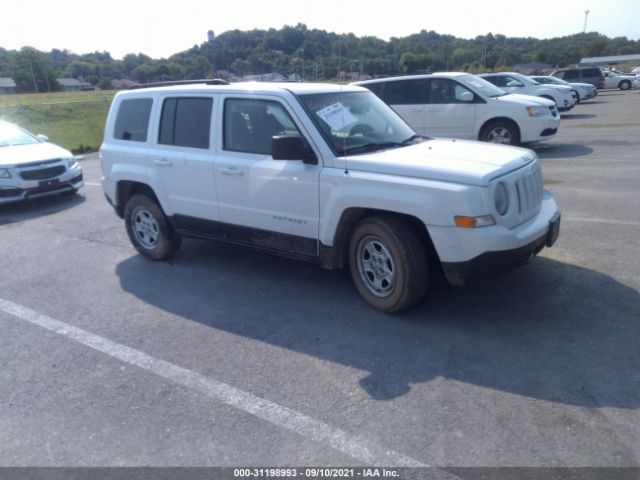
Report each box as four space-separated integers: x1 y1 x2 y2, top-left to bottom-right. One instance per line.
0 92 113 154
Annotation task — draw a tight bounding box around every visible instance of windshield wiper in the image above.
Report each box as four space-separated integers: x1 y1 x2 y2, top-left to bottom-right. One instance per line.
401 134 426 144
344 141 404 155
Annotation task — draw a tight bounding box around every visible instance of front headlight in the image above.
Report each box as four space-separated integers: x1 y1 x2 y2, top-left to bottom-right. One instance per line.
66 157 79 170
0 168 11 179
495 182 509 216
526 106 548 117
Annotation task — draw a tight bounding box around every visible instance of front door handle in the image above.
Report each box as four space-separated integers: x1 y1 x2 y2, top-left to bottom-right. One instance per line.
220 167 244 176
154 158 173 167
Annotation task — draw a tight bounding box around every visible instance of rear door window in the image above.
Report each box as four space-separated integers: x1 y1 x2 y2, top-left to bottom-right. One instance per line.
383 79 426 105
158 97 213 149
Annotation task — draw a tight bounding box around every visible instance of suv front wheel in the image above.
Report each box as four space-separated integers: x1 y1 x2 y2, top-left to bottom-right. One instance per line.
348 215 428 313
481 120 520 145
619 80 632 90
124 194 182 260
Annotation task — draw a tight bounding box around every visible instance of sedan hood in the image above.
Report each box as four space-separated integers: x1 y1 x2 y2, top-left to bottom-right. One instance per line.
0 142 73 167
344 139 535 186
496 93 555 107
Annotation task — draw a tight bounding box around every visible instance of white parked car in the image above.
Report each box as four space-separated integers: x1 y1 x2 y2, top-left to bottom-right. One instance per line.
601 69 638 90
479 72 576 111
0 120 83 204
529 75 597 102
353 73 560 146
101 80 561 312
631 66 640 75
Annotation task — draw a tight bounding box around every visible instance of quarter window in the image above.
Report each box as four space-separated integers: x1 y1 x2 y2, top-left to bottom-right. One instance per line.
159 97 213 149
114 98 153 142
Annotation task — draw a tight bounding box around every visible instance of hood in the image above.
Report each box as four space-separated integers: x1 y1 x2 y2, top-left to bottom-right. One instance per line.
343 139 535 187
570 82 595 89
542 84 573 92
0 142 73 167
495 93 555 107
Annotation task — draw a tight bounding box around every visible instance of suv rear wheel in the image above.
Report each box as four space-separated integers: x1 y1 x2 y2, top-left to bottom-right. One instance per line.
124 194 182 260
348 215 428 312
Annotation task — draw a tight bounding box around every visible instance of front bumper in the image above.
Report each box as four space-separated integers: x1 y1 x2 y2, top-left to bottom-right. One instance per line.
442 212 560 285
519 116 561 144
0 166 83 204
428 190 560 285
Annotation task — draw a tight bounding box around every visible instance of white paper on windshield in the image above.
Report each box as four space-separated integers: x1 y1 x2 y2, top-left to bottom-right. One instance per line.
316 102 358 131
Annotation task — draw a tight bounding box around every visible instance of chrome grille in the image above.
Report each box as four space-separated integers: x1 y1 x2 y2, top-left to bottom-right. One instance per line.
515 164 543 219
19 165 65 180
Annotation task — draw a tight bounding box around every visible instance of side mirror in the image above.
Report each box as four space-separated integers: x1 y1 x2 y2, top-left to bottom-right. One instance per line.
36 134 49 142
272 135 317 165
459 91 474 102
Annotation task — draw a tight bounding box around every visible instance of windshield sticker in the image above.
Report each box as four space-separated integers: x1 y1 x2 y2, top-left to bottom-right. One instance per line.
316 102 358 131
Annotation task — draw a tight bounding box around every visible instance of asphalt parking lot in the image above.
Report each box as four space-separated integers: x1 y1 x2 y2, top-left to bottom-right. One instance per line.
0 89 639 469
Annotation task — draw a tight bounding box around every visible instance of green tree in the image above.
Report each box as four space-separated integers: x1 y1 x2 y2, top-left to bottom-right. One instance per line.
13 47 60 93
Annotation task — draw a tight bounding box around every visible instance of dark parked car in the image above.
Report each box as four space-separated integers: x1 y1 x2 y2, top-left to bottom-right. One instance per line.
551 67 605 89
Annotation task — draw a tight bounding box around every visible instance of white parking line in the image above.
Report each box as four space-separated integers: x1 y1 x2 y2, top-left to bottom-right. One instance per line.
564 216 640 227
83 182 102 186
0 297 425 467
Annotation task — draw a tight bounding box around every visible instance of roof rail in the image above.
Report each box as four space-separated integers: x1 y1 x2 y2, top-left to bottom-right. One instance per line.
128 79 229 90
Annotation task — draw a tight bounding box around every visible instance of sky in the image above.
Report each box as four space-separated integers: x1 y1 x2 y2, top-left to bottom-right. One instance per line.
3 0 639 60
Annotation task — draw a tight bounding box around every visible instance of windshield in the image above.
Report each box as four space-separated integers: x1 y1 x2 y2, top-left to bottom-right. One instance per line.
458 74 507 98
297 90 422 156
534 76 567 85
519 75 540 85
0 122 40 147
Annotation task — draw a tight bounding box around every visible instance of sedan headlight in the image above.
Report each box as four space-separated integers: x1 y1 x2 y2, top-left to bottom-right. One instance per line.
66 157 79 170
0 168 11 179
495 182 509 216
526 106 548 117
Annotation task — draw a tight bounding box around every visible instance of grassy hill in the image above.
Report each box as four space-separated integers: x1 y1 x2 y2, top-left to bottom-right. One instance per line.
0 91 115 154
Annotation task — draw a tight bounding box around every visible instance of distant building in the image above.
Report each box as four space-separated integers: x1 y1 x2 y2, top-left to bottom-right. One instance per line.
111 78 136 90
336 71 372 82
0 77 17 94
57 78 94 92
239 73 288 82
580 54 640 66
513 61 553 74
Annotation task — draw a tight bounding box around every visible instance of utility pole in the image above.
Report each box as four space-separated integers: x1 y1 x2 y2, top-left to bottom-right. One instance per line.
207 30 216 76
583 10 590 34
27 58 38 93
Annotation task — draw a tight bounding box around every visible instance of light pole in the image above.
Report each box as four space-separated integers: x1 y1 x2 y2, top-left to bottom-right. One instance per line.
579 10 590 65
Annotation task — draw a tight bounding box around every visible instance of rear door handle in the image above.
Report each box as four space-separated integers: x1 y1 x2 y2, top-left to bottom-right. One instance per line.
220 167 244 176
154 158 173 167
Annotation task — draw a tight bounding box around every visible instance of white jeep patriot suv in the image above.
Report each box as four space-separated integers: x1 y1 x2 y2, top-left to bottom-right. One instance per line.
101 80 561 312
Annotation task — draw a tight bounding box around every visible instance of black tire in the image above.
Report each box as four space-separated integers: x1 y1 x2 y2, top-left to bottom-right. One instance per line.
124 194 182 260
480 120 520 145
619 80 631 91
348 215 428 313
